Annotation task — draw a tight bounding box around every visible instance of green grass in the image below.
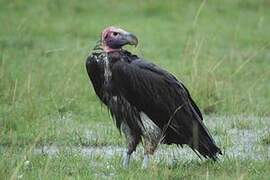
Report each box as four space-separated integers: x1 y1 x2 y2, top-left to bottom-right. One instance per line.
261 133 270 146
0 0 270 179
1 150 270 180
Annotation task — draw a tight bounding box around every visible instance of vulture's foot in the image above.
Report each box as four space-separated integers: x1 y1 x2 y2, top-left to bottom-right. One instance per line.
142 154 150 169
123 151 131 168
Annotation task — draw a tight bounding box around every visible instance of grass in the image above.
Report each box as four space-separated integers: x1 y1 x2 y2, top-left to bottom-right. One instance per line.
261 133 270 146
0 0 270 179
231 119 251 130
1 151 270 179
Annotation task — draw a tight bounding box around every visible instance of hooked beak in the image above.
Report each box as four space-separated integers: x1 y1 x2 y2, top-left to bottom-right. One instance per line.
123 32 138 47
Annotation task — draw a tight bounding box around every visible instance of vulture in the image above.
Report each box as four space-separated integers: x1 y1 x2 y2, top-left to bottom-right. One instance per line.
86 26 222 168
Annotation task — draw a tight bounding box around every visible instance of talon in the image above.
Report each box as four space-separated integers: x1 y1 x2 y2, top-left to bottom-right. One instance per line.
123 152 131 168
142 154 149 169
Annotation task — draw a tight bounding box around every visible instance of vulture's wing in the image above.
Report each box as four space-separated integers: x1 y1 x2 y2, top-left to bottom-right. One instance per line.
86 54 106 104
132 60 203 120
111 58 221 159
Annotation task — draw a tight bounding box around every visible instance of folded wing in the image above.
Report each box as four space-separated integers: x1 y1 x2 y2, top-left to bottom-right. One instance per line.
111 59 222 159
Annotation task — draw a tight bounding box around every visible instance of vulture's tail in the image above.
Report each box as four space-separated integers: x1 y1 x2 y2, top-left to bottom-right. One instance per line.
189 120 222 160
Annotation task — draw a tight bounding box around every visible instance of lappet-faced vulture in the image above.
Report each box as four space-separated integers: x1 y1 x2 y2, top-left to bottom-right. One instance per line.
86 26 222 168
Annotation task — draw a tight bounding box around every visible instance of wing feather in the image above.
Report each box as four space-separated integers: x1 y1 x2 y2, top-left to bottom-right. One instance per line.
111 59 221 159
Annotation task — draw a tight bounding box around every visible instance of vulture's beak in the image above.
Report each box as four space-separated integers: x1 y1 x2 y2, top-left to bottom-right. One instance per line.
124 32 138 47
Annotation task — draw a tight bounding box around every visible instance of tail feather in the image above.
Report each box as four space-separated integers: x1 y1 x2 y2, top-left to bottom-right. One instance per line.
162 102 222 160
189 120 222 160
188 103 222 160
166 111 222 160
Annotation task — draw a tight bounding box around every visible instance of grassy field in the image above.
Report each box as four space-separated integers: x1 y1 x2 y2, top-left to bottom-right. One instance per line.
0 0 270 179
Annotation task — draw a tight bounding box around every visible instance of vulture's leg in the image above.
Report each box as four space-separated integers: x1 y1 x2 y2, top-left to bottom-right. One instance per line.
121 122 140 168
140 112 162 169
142 138 157 169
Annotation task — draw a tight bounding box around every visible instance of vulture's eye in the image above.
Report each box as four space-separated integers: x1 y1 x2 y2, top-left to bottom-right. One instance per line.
112 32 118 36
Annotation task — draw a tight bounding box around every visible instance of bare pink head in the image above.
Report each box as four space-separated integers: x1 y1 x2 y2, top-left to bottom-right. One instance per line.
101 26 138 52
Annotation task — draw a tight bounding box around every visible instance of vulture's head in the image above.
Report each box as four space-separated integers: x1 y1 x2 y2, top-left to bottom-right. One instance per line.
101 26 138 52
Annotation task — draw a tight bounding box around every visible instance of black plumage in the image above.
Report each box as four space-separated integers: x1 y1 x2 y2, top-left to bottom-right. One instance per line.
86 27 221 167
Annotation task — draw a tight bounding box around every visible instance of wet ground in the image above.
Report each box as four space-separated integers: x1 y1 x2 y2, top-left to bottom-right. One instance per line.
33 115 270 163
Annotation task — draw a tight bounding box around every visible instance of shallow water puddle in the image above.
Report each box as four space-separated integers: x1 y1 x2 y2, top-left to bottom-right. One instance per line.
26 115 270 162
33 129 269 162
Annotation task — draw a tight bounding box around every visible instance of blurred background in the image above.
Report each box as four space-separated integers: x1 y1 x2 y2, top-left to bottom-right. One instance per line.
0 0 270 178
1 0 270 143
